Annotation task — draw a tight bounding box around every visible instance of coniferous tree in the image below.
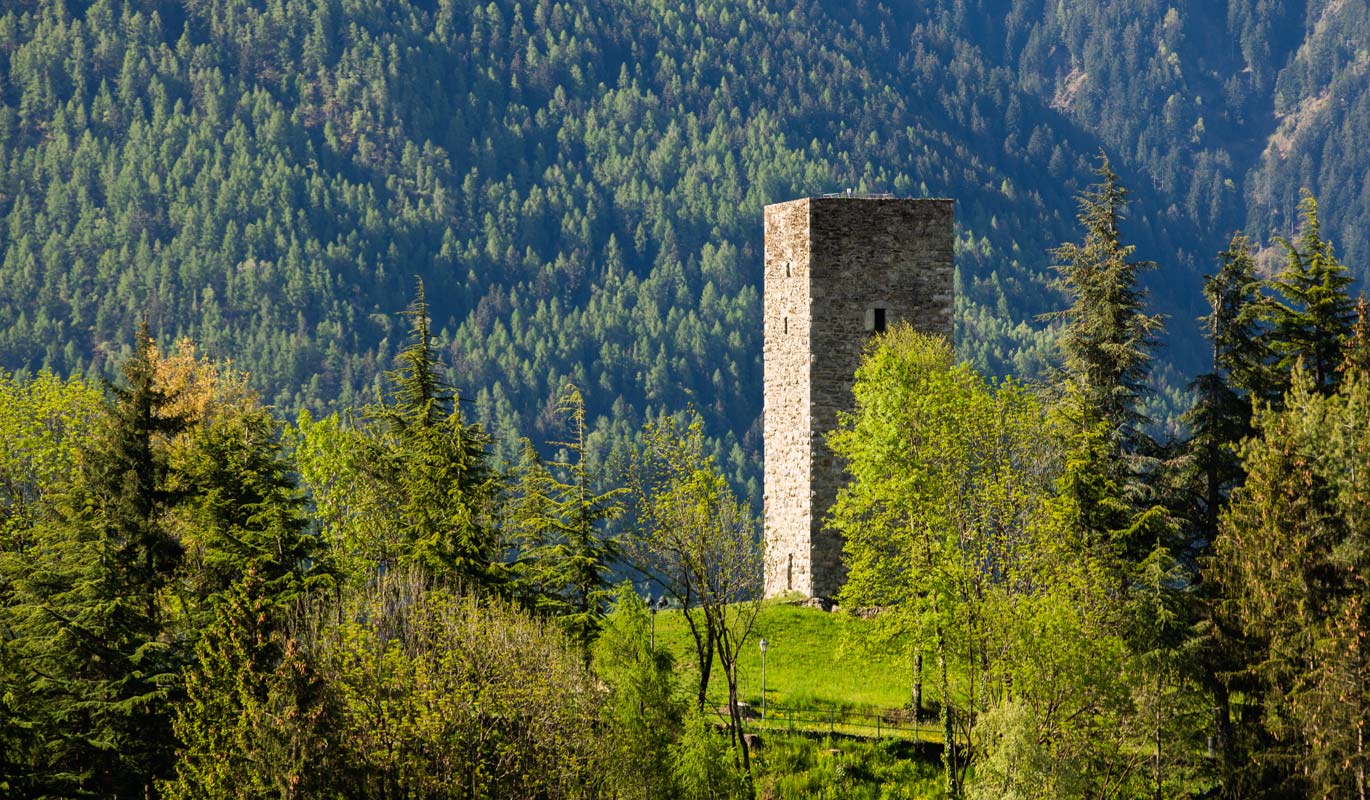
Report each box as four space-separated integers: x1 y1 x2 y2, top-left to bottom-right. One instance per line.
1211 366 1370 797
1263 191 1356 395
1044 154 1167 566
4 324 190 796
1342 296 1370 377
368 281 501 590
513 384 623 656
162 569 331 800
1179 234 1270 551
1176 235 1273 785
178 401 333 618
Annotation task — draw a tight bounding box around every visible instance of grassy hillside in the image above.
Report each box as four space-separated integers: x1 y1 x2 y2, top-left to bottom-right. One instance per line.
653 601 917 711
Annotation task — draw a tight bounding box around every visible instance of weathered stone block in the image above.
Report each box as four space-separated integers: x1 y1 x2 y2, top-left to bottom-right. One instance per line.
763 197 954 599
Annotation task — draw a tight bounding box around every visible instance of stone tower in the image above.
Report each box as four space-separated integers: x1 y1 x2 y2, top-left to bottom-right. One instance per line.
763 196 954 600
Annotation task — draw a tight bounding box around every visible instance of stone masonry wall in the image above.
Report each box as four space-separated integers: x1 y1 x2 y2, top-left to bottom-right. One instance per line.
763 197 954 600
763 199 813 598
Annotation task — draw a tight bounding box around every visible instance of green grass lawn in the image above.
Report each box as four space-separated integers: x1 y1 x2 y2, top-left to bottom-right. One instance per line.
651 601 917 712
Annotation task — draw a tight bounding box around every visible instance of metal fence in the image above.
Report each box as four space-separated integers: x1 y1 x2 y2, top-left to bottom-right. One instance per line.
741 705 941 742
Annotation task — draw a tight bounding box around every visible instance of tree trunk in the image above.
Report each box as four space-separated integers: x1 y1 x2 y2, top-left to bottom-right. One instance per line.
912 650 923 719
1212 680 1233 780
938 632 959 798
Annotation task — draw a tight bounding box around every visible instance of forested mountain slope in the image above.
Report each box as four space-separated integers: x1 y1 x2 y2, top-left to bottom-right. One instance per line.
1 0 1365 497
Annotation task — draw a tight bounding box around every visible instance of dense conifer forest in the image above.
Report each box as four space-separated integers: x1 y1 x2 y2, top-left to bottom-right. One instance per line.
7 0 1370 495
6 1 1370 797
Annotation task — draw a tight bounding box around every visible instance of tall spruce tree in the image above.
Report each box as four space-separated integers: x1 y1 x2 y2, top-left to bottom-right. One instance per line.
368 280 500 590
1177 235 1273 785
178 402 332 614
1264 191 1355 395
1180 234 1270 549
4 324 190 796
1044 155 1166 564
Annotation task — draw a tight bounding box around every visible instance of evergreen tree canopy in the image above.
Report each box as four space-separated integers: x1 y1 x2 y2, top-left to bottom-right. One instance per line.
1263 191 1356 394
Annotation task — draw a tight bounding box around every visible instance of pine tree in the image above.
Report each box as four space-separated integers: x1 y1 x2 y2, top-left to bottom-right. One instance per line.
1342 296 1370 378
1264 191 1355 394
179 402 332 614
1177 235 1272 782
1180 234 1269 548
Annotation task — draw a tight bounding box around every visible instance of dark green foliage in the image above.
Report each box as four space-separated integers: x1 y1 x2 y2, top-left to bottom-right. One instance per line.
1046 157 1169 569
0 0 1258 512
1178 235 1268 550
178 403 331 611
2 326 189 796
366 283 501 590
1262 192 1356 395
1048 155 1163 457
1175 235 1272 781
511 384 623 655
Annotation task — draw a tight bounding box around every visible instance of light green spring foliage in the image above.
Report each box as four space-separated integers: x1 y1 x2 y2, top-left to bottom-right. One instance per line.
672 708 750 800
629 411 763 720
753 736 944 800
292 409 400 584
593 587 685 800
830 325 1139 797
308 571 605 800
162 570 329 800
0 369 104 547
0 369 104 793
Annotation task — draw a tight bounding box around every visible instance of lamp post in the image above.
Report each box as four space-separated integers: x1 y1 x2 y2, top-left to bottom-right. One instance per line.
759 637 768 721
649 594 657 651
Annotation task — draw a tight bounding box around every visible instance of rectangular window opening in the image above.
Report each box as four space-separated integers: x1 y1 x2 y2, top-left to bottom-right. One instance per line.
873 307 887 333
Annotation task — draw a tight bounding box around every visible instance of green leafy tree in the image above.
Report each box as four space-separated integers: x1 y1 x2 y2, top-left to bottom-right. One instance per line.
628 412 762 774
672 708 750 800
593 586 684 800
831 326 1073 795
307 570 605 799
